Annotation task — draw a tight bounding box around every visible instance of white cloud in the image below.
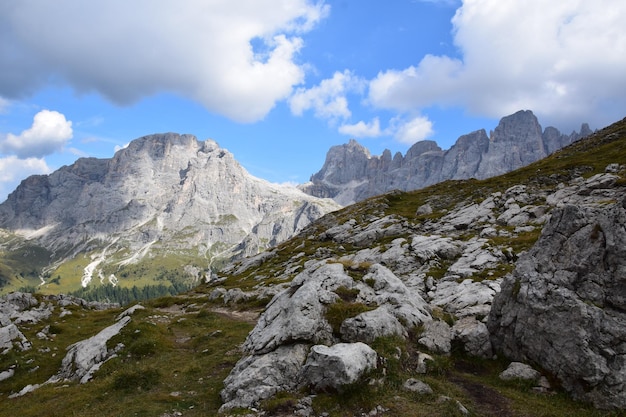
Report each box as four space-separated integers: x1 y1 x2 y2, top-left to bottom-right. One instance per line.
1 110 73 158
392 116 434 144
369 0 626 131
0 0 329 123
114 143 130 153
339 118 383 138
290 70 364 121
0 155 51 202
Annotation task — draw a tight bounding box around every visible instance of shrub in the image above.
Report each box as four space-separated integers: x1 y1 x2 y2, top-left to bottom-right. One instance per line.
334 285 360 302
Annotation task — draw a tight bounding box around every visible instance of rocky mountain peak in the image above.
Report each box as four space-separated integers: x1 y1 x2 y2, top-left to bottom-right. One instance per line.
301 110 592 205
0 133 340 292
490 109 543 143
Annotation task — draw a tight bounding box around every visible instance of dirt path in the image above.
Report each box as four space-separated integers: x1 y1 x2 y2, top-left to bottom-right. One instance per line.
449 374 514 417
449 360 516 417
209 306 260 324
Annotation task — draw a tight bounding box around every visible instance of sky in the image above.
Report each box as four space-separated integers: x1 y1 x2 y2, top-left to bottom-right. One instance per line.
1 0 626 203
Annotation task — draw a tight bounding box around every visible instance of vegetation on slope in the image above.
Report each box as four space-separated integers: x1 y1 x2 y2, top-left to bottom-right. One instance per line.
1 117 625 415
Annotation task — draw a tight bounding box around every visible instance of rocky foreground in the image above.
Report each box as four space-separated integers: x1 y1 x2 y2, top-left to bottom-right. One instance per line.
216 163 625 412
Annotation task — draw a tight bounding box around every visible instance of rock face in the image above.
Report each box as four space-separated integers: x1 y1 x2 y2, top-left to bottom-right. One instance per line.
0 133 339 289
488 201 626 409
301 110 591 205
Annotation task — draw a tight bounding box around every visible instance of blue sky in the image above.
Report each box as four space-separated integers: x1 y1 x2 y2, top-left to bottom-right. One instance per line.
1 0 625 202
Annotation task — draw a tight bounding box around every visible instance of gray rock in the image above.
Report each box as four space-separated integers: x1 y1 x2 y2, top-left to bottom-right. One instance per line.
499 362 540 382
417 320 452 354
299 342 377 391
340 307 406 343
452 317 492 358
115 303 145 321
11 302 54 325
430 278 501 318
50 316 131 383
411 235 461 262
488 202 626 409
415 352 435 374
438 396 470 416
219 344 309 411
0 368 15 382
447 238 503 277
415 203 433 216
363 264 431 327
403 378 433 394
0 323 31 352
242 261 348 354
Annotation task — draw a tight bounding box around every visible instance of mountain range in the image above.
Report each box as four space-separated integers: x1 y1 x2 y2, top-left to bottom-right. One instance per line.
300 110 592 205
0 110 593 298
0 114 623 416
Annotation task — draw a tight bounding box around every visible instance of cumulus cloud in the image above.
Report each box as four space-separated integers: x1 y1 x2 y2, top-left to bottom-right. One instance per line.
0 0 329 123
391 116 434 144
290 70 365 121
0 156 51 202
0 110 73 158
338 118 383 138
369 0 626 131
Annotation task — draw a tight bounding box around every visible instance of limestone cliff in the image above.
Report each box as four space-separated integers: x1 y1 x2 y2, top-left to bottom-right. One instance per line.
301 110 592 205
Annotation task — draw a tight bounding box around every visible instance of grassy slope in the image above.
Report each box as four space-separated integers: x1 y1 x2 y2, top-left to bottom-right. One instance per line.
0 295 255 417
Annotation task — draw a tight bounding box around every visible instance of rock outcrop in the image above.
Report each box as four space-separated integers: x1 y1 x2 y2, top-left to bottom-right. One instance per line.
50 315 130 384
1 292 125 397
219 260 432 411
301 110 591 205
219 131 625 411
488 201 626 409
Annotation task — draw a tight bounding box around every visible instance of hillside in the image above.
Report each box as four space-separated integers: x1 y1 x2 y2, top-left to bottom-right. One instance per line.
0 116 624 416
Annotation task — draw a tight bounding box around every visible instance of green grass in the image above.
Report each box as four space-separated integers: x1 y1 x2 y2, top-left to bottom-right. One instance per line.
325 301 376 336
0 298 254 417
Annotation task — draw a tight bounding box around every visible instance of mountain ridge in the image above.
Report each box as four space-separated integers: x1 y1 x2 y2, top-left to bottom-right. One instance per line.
301 110 592 205
0 133 339 294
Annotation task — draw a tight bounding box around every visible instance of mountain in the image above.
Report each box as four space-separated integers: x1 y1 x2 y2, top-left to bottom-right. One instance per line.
0 133 339 295
301 110 593 205
0 117 624 415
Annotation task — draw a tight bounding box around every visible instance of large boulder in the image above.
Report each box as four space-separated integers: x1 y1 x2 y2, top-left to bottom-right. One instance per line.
299 342 377 391
488 202 626 409
219 344 310 412
452 316 492 358
241 261 349 354
340 307 405 343
417 320 452 354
